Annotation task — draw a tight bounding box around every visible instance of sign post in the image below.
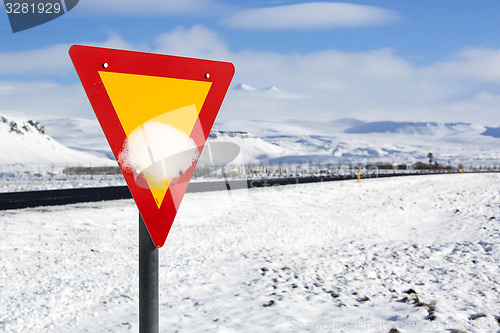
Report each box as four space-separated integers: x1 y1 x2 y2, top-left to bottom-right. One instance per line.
139 214 158 333
70 45 234 331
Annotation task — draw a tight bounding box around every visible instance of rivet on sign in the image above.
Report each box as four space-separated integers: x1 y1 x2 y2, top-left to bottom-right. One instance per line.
205 73 210 79
102 63 109 69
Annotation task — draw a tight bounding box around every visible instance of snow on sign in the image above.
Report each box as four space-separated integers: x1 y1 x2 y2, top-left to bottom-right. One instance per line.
69 45 235 247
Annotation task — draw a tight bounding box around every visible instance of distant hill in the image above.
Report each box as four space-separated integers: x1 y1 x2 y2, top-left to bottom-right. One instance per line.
214 118 500 166
0 114 115 168
2 113 499 169
344 121 472 135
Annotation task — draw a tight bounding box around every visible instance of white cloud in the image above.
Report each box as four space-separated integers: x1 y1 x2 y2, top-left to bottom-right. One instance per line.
0 81 93 119
232 48 414 94
0 44 72 76
221 2 400 30
438 48 500 81
154 25 231 60
1 26 500 125
85 32 136 51
152 26 413 94
0 33 134 77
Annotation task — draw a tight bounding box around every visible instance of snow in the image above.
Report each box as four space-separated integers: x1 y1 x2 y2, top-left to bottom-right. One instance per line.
0 114 115 168
230 82 307 100
215 118 500 166
119 121 199 186
40 116 113 160
2 112 499 170
0 173 126 192
1 173 499 332
234 83 257 91
207 132 287 164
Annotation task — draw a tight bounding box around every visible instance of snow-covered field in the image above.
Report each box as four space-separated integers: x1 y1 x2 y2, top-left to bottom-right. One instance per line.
0 174 499 332
0 173 126 192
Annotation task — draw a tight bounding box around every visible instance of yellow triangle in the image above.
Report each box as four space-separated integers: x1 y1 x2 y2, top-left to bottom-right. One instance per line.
144 104 199 208
99 71 212 208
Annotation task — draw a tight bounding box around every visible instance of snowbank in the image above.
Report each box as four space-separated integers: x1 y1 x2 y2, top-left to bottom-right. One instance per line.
0 174 498 332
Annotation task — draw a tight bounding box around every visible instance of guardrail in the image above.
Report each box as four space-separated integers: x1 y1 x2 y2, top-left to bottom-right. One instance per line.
1 170 497 211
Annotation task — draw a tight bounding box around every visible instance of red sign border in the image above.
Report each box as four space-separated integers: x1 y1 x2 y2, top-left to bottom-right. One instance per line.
69 45 235 247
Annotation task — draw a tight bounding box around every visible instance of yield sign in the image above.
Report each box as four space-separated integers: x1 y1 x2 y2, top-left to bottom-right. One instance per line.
69 45 234 247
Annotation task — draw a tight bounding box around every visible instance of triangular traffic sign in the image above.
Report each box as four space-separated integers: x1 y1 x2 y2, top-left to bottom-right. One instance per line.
69 45 235 247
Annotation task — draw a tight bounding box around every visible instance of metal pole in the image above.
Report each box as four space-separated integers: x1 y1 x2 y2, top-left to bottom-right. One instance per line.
139 214 159 333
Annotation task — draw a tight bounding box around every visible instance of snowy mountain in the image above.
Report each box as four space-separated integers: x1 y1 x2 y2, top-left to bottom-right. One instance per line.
40 116 114 160
214 118 500 166
0 114 115 169
231 82 306 100
234 83 257 91
2 112 499 170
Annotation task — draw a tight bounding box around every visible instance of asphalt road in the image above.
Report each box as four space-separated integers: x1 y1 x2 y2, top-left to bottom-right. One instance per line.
0 171 480 210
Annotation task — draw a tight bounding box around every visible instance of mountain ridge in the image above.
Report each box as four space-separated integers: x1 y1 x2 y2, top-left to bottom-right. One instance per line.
2 113 499 169
0 114 115 169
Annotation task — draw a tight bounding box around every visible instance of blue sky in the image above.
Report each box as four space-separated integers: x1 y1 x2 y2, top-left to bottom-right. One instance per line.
1 0 500 125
